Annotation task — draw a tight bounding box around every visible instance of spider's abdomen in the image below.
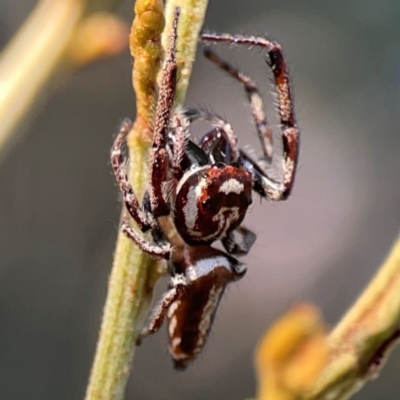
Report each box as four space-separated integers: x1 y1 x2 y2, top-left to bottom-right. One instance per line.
167 246 246 369
174 163 253 245
167 273 226 369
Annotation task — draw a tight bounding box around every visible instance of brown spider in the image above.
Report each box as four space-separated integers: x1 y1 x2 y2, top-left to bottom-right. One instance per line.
111 8 299 369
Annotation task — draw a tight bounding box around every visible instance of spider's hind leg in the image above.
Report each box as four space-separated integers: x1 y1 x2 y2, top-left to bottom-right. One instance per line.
136 274 186 344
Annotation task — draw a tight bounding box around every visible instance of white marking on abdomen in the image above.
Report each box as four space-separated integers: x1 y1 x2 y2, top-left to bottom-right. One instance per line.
186 256 232 282
196 285 223 351
167 300 180 318
170 337 181 349
181 167 208 230
169 316 177 336
183 186 198 229
219 179 244 194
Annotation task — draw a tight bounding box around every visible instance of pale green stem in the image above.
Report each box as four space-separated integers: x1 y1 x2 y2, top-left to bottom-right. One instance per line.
306 234 400 399
84 1 209 399
85 137 159 400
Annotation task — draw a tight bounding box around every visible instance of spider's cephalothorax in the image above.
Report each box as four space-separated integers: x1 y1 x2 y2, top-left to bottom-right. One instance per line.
111 7 300 369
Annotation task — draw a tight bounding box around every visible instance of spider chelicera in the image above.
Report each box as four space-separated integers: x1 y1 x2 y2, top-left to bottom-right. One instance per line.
111 7 299 369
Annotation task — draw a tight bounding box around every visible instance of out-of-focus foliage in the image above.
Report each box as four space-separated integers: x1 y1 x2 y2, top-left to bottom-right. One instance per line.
255 304 329 400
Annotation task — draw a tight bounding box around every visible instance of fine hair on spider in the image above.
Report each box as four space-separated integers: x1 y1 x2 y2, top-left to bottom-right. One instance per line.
111 7 299 369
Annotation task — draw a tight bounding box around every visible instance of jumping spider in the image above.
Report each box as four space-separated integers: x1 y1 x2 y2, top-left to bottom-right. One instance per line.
111 8 299 369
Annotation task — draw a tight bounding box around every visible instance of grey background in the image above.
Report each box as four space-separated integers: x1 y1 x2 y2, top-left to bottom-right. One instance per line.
1 1 400 399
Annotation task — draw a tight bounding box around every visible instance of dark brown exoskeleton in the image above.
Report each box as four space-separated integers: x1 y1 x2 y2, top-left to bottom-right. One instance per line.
111 7 300 369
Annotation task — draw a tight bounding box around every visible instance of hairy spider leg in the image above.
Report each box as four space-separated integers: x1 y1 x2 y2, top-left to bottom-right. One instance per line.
201 33 300 200
111 119 150 231
203 47 274 161
110 10 184 259
171 108 190 170
168 107 191 184
111 119 172 259
137 274 187 343
148 7 180 217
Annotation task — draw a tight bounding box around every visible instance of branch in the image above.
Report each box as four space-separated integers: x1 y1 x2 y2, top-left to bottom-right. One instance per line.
254 236 400 400
84 0 209 399
305 234 400 399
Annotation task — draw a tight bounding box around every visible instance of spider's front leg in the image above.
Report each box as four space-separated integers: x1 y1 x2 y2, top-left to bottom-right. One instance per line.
112 9 183 259
203 47 274 161
111 119 171 259
201 33 300 201
148 8 180 218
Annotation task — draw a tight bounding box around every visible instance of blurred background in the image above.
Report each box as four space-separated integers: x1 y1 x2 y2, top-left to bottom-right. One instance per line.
2 1 400 399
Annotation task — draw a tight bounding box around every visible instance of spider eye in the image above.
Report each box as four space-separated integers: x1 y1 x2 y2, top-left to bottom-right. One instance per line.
202 198 213 210
212 162 225 169
241 194 253 208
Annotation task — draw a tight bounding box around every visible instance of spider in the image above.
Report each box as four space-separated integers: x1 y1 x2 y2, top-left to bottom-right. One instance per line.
111 7 299 369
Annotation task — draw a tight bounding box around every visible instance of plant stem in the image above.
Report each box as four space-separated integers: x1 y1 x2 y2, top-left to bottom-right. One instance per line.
84 1 209 399
306 234 400 399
